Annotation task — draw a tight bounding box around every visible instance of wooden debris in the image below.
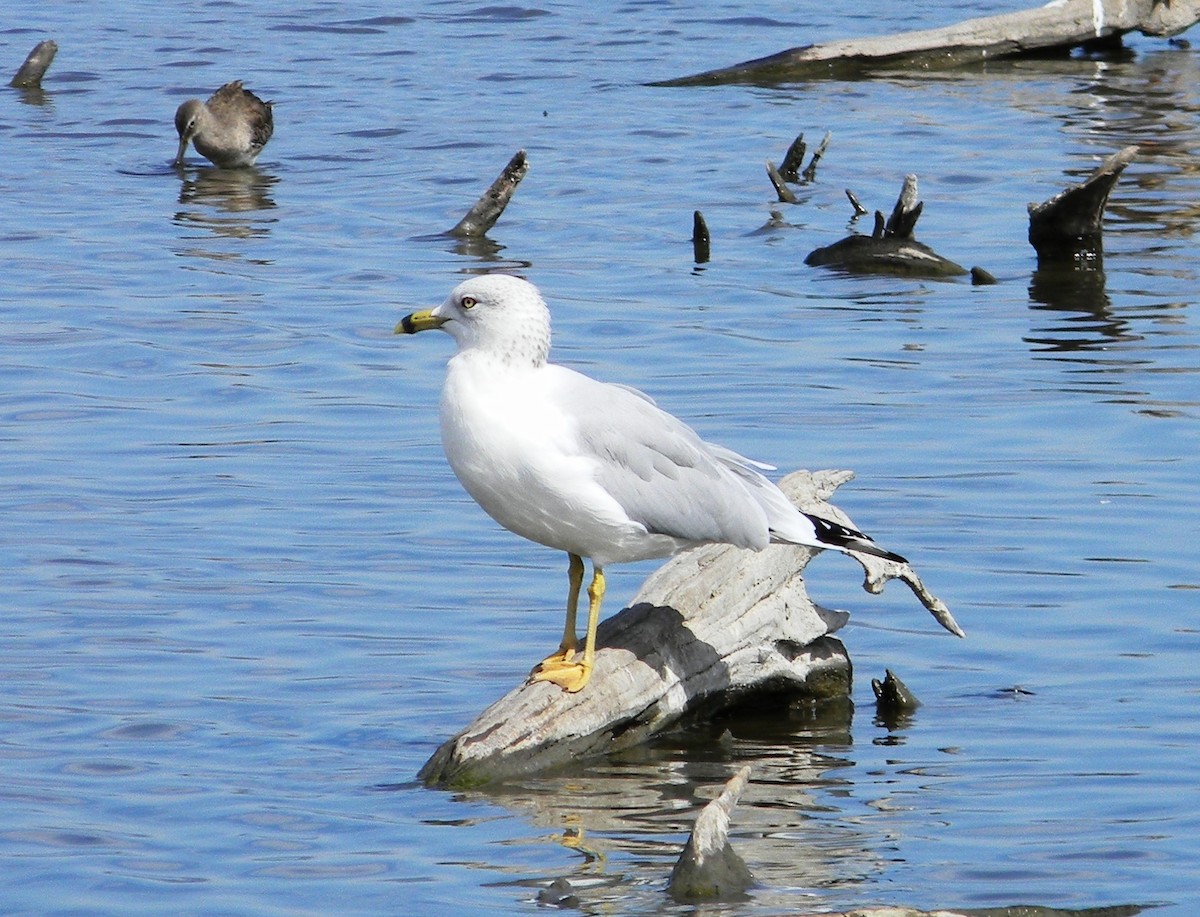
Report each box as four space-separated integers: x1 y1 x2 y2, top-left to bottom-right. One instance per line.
692 210 710 263
777 131 831 185
417 469 961 789
872 668 922 730
1027 145 1138 261
765 161 797 203
845 189 868 216
779 134 807 183
872 669 921 714
10 40 57 89
667 765 755 901
800 905 1147 917
885 174 923 239
801 131 830 182
806 174 968 278
448 149 528 238
654 0 1200 85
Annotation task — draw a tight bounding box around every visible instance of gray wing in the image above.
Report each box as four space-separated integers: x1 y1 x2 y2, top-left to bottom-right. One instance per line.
549 366 771 550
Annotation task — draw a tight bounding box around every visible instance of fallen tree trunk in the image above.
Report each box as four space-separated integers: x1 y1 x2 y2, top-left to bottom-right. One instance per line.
419 469 961 789
654 0 1200 85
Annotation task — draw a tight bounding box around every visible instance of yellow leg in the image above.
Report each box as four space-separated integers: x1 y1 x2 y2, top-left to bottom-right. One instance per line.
530 562 605 693
531 554 584 673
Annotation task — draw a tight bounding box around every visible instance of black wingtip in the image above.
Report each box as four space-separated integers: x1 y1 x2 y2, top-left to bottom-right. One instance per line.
805 513 908 565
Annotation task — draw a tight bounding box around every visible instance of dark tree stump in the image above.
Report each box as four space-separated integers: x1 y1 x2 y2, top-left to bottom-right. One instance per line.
1027 146 1138 261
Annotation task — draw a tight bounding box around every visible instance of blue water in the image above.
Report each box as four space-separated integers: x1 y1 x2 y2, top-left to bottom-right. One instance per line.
2 2 1198 914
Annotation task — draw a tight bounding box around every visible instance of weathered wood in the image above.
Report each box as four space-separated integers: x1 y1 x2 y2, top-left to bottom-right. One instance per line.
691 210 710 263
779 134 808 183
668 765 755 901
654 0 1200 85
845 188 868 217
10 40 57 89
1028 145 1138 260
806 175 968 278
448 149 528 238
807 905 1147 917
801 131 831 183
765 160 798 203
418 469 961 789
778 131 831 185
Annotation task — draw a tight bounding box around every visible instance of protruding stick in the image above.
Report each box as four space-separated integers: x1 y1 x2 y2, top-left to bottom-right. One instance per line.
845 189 868 216
691 210 711 263
765 160 797 203
801 131 831 182
448 149 529 238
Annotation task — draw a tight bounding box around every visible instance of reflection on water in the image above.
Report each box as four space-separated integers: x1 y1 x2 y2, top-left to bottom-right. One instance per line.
173 166 278 240
1026 259 1128 350
446 701 888 908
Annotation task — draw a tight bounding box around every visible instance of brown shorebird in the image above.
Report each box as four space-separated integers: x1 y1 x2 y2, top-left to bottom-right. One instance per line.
174 81 274 168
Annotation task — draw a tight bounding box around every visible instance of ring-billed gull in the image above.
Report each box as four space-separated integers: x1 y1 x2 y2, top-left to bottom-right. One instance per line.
174 81 274 168
397 274 906 693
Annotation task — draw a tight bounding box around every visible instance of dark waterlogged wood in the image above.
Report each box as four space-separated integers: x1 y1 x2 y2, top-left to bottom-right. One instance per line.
668 765 755 901
10 40 57 89
1028 145 1138 260
448 149 529 238
778 131 831 184
691 210 710 263
655 0 1200 85
806 174 968 278
765 160 798 203
418 469 962 788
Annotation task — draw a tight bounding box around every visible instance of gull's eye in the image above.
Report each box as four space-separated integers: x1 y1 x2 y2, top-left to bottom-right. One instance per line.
460 296 477 310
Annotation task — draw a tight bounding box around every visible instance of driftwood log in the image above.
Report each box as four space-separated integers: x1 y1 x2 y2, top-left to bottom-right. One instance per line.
448 149 528 238
10 40 57 89
1028 145 1138 261
419 469 961 789
655 0 1200 85
805 174 969 278
806 906 1146 917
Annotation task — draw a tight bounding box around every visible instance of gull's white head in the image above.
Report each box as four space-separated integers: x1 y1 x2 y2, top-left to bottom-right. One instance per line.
397 274 552 367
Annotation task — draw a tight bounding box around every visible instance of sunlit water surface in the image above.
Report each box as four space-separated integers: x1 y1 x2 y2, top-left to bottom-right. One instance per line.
1 2 1198 915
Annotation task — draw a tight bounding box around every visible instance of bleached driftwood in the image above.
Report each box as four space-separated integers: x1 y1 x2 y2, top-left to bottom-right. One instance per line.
10 40 57 89
803 906 1146 917
448 149 528 238
418 469 961 788
1028 145 1138 260
655 0 1200 85
668 765 755 901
